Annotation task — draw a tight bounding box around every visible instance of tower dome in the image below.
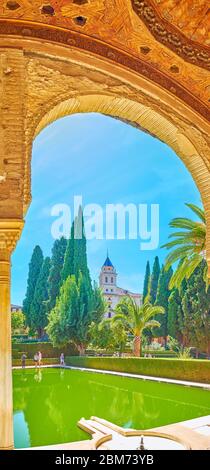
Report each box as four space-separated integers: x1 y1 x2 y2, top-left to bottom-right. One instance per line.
99 252 117 291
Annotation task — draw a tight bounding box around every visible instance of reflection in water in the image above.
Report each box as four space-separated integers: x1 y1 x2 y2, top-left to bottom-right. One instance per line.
34 369 43 383
13 369 210 449
14 411 30 449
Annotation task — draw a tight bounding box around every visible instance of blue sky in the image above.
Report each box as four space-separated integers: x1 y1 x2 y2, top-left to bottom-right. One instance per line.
11 113 201 305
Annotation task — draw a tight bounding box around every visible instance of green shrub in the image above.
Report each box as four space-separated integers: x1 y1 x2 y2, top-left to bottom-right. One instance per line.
143 350 176 358
12 342 78 359
65 356 210 384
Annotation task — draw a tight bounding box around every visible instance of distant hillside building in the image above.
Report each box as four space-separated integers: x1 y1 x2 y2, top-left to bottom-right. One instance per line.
11 304 22 313
99 254 142 318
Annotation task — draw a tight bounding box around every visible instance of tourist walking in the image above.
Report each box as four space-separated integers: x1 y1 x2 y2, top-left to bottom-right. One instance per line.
34 352 39 369
21 353 27 369
60 353 65 367
38 351 42 368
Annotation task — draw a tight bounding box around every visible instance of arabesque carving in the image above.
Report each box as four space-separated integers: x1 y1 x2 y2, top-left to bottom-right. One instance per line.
131 0 210 69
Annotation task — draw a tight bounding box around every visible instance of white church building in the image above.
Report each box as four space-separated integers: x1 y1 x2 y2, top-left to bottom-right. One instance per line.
99 253 142 318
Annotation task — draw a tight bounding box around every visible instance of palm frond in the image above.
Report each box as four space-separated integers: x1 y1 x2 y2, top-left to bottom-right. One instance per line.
168 228 205 242
185 203 205 223
169 218 201 231
168 256 201 290
144 320 160 330
168 231 195 239
162 238 195 249
184 255 203 280
163 202 206 288
144 304 165 323
165 246 194 270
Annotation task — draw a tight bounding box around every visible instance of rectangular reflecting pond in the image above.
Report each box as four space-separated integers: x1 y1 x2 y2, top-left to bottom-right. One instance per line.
13 368 210 449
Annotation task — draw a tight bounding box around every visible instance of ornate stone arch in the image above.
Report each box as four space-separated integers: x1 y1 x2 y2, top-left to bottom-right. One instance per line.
27 90 210 277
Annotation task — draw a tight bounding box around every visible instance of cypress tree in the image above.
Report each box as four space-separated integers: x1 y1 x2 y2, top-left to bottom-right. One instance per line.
48 236 67 310
181 261 210 356
47 274 105 353
143 261 150 302
61 222 74 283
149 256 160 304
153 265 173 341
91 281 106 323
47 207 106 352
47 275 79 348
74 207 90 281
167 288 182 339
30 257 51 337
61 207 91 285
23 245 43 327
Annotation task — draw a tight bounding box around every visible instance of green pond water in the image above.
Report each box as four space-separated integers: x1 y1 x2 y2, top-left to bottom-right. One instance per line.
13 368 210 448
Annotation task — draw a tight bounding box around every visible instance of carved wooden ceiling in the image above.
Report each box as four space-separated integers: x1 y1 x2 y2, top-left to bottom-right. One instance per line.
152 0 209 46
0 0 209 121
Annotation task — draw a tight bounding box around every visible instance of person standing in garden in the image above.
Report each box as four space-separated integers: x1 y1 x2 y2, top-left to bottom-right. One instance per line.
34 352 39 368
21 353 27 369
38 351 42 368
60 353 65 367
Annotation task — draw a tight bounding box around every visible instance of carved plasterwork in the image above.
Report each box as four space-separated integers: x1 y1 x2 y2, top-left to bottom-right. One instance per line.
0 0 209 121
152 0 209 46
131 0 210 69
21 49 209 200
20 49 210 275
0 3 209 269
0 220 24 254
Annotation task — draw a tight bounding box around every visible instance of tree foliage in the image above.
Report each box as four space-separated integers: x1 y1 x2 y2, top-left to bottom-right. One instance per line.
23 245 44 327
143 261 150 302
61 222 74 283
48 237 67 311
149 256 160 304
162 203 206 289
114 296 164 356
47 275 105 353
181 261 210 356
30 257 51 337
89 318 127 355
11 310 25 333
153 265 173 339
167 288 183 340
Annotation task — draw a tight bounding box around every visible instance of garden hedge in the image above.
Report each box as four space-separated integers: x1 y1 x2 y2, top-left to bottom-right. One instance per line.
143 351 176 358
65 356 210 384
12 357 59 366
12 342 78 359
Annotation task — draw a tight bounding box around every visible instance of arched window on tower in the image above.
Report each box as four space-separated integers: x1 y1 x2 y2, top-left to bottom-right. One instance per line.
111 277 113 283
105 276 108 283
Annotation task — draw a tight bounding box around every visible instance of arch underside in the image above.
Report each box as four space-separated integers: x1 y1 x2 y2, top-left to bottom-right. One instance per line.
17 41 209 274
34 92 210 210
30 89 210 276
0 40 210 274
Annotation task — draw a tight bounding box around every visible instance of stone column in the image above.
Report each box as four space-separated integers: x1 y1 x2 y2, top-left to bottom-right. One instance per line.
0 220 24 450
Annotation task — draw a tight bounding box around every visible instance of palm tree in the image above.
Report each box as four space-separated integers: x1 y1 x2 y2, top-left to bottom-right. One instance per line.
162 203 206 289
113 296 165 357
